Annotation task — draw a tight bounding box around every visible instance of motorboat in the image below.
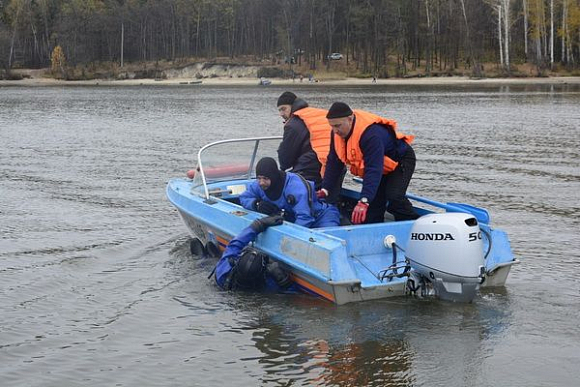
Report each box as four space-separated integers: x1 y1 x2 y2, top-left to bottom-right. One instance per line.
166 137 519 304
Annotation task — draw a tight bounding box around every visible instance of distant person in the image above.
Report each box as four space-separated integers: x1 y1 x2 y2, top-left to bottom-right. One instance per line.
240 157 340 228
214 214 294 291
276 91 332 188
317 102 419 224
372 76 377 84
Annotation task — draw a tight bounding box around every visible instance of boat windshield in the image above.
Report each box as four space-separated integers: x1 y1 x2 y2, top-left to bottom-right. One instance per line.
191 136 282 198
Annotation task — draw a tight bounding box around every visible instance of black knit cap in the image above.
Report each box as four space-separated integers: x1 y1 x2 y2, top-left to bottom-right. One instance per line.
255 157 285 200
326 102 353 119
277 91 297 107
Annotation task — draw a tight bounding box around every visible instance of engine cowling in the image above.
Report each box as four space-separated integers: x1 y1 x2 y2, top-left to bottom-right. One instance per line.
406 213 485 302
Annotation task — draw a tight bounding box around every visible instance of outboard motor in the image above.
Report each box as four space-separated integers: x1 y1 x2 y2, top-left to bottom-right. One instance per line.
406 213 485 302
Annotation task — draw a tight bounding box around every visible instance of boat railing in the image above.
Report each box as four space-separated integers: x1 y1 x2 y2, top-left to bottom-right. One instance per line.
405 194 491 224
351 176 491 224
194 136 283 199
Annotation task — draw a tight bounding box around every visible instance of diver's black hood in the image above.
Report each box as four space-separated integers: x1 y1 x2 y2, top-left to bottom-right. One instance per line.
255 157 286 200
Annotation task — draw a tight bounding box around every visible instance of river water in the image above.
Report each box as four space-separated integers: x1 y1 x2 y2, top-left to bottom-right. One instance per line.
1 83 579 386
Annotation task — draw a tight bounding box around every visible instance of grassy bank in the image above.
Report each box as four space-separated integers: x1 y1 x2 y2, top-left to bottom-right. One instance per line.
4 55 580 83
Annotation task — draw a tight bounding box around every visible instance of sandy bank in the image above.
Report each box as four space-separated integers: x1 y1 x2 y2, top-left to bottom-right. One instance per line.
2 75 580 87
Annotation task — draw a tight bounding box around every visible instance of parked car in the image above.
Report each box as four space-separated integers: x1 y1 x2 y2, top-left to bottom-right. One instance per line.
259 77 272 86
327 52 343 60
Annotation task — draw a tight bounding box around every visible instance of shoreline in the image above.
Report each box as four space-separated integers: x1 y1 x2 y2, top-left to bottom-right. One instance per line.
2 75 580 87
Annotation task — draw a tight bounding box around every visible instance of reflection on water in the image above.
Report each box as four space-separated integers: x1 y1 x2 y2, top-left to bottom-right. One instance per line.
1 83 579 386
251 301 413 386
214 286 515 386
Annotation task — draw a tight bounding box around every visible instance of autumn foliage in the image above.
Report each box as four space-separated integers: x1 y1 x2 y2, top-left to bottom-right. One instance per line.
50 45 66 77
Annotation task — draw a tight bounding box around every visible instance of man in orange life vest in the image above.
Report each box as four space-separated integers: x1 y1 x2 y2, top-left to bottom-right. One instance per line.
276 91 332 189
317 102 420 224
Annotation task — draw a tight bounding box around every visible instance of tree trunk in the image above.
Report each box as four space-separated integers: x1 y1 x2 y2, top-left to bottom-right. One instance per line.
550 0 554 68
213 17 217 59
497 5 504 66
7 0 25 69
345 0 352 67
282 8 293 74
171 3 176 60
531 0 543 66
523 0 528 59
309 0 316 71
121 22 124 68
230 7 236 59
196 12 200 58
541 4 548 58
503 0 510 71
459 0 480 77
561 0 566 63
535 19 542 66
425 0 432 75
324 2 337 71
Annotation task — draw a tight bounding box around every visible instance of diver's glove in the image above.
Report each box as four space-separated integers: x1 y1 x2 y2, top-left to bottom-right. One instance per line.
250 214 284 233
266 261 292 288
254 199 280 215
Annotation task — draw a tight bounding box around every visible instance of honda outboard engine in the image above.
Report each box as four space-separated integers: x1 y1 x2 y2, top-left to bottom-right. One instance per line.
406 213 485 302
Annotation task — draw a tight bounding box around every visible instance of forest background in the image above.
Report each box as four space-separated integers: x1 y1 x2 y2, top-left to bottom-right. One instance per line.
1 0 579 81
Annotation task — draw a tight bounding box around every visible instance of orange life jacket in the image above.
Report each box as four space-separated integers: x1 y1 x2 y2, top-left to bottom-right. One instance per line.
292 107 332 177
333 109 414 177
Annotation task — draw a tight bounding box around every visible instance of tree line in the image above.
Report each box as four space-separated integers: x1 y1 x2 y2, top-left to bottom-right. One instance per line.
1 0 579 77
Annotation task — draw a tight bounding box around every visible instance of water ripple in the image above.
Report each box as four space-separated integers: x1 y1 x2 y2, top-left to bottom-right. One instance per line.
1 84 579 387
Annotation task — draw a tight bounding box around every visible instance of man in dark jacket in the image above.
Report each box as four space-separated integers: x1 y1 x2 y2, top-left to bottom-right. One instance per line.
319 102 420 224
276 91 328 188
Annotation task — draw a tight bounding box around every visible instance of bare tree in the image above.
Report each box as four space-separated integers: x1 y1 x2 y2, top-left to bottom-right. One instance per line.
502 0 510 71
487 0 511 71
459 0 481 77
523 0 528 59
550 0 553 68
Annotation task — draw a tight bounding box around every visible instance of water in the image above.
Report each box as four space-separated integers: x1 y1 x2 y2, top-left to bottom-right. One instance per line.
1 83 579 386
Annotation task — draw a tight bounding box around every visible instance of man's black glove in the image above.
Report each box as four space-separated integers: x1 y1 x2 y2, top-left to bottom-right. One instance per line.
250 214 284 233
254 199 280 215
